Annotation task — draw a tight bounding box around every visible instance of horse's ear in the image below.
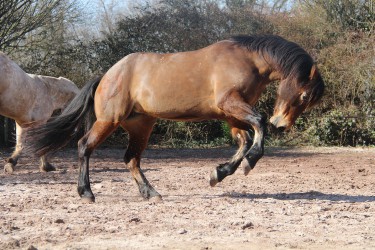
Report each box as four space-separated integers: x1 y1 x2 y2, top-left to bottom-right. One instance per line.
309 65 318 80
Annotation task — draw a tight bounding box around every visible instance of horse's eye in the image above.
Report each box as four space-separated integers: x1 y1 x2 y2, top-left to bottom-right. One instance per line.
300 92 308 102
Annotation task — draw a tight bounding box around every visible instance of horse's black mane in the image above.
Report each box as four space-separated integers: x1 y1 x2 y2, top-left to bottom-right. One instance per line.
230 35 314 80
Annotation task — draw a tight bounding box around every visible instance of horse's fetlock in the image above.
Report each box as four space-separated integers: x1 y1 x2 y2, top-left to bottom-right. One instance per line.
77 185 95 201
40 162 56 172
138 184 151 199
216 165 229 181
77 186 85 196
6 158 17 165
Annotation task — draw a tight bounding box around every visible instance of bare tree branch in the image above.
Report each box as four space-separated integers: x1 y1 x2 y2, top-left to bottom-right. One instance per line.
0 0 65 52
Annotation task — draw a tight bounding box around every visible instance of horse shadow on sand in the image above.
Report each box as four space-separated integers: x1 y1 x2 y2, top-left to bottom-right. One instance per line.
220 190 375 203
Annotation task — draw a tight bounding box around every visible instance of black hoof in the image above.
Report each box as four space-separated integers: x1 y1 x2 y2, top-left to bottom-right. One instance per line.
4 163 14 174
40 163 56 172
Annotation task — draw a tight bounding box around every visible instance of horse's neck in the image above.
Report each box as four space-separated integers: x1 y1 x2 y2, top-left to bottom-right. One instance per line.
250 52 283 82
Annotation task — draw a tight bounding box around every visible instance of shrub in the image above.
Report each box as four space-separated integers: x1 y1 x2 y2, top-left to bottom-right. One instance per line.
308 110 375 146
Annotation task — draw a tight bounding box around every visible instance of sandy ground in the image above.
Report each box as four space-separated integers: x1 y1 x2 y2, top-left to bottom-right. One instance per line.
0 146 374 249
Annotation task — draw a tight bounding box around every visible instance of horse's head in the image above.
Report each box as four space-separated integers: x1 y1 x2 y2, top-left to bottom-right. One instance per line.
270 65 324 131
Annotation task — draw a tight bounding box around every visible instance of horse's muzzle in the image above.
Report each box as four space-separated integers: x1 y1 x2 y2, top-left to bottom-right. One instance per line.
270 115 289 131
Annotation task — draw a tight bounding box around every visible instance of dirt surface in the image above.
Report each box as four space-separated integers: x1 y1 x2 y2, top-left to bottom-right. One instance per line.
0 146 374 249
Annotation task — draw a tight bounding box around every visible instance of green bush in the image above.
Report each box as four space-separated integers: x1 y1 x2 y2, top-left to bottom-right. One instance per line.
149 120 232 148
308 110 375 146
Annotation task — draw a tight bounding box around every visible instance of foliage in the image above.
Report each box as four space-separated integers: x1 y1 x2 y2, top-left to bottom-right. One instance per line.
83 0 274 73
150 120 232 148
308 110 375 146
301 0 375 33
0 0 79 53
264 0 374 147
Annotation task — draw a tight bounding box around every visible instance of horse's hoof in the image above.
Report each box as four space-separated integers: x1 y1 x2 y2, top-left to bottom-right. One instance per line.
209 169 219 187
4 163 14 174
79 191 95 203
40 163 56 172
78 186 95 203
149 195 163 203
81 195 95 203
241 158 252 176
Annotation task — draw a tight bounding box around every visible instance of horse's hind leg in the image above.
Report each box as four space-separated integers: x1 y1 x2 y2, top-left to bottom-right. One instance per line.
231 127 255 175
4 146 22 174
77 121 119 202
39 155 56 172
231 127 252 160
4 123 56 173
121 115 161 200
4 123 23 173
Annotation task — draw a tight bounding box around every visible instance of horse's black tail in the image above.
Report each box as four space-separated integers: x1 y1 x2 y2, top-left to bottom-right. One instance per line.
25 76 102 157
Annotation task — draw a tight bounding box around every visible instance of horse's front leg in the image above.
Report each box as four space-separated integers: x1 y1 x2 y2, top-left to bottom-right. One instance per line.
121 116 161 201
4 123 23 173
210 91 266 186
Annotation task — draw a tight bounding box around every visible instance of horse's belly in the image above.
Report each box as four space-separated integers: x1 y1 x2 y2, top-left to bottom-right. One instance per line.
136 99 222 121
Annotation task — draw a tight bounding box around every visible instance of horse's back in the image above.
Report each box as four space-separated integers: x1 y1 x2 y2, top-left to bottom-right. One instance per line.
28 74 79 113
29 74 80 95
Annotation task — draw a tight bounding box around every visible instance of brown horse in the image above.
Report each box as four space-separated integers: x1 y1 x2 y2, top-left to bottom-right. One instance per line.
26 35 324 202
0 52 80 173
